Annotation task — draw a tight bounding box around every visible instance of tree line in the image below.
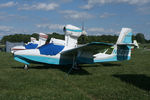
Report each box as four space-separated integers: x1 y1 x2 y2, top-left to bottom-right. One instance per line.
0 32 150 44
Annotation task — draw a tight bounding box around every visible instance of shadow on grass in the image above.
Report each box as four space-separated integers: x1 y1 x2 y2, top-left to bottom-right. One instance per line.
11 64 91 75
113 74 150 91
80 62 121 68
100 62 121 67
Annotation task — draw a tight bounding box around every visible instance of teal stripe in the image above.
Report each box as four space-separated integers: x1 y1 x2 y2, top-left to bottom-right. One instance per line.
14 55 60 65
66 28 82 32
122 32 132 43
14 56 30 65
94 56 117 63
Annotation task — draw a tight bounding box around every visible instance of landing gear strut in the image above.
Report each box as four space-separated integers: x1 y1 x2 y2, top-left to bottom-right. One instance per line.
24 65 28 70
68 56 80 74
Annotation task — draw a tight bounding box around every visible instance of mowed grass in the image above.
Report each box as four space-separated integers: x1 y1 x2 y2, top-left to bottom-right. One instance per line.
0 48 150 100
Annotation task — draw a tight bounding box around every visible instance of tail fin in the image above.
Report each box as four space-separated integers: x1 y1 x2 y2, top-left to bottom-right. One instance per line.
116 28 132 44
39 33 48 46
112 28 133 61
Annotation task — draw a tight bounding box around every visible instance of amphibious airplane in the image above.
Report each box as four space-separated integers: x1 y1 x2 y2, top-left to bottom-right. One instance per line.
14 24 134 72
11 33 48 53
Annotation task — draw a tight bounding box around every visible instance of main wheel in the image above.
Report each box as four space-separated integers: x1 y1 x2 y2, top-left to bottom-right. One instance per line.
24 65 28 70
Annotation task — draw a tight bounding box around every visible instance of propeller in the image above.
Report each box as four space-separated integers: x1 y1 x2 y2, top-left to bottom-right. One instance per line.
81 22 87 44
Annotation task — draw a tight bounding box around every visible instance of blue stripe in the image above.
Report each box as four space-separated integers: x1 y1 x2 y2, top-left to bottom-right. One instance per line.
66 29 82 32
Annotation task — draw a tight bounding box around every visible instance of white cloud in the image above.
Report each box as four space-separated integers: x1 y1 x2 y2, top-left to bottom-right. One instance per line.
19 3 59 11
82 0 150 9
80 4 93 10
137 6 150 15
87 27 118 35
61 0 73 3
146 22 150 25
0 33 5 36
88 27 105 33
0 25 14 38
36 24 64 30
0 25 13 32
60 10 93 19
100 12 116 18
0 1 17 8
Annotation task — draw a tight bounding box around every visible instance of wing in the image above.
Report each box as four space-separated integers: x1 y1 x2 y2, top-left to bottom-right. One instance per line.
117 43 136 46
60 42 113 64
61 42 113 56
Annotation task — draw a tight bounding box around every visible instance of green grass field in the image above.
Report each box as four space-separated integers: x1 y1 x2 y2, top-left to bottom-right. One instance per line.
0 48 150 100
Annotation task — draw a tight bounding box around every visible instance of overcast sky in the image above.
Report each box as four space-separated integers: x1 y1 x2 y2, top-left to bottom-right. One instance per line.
0 0 150 39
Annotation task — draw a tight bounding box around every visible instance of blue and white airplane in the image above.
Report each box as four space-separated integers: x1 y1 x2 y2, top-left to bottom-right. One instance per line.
14 24 134 72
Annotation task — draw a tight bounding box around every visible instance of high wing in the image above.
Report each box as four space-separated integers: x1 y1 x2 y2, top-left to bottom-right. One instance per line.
61 42 114 56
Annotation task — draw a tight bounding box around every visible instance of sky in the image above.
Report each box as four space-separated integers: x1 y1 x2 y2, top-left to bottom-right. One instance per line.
0 0 150 40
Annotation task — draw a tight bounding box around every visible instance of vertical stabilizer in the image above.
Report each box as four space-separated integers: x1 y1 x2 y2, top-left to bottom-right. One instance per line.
112 28 133 61
39 33 48 46
116 28 132 44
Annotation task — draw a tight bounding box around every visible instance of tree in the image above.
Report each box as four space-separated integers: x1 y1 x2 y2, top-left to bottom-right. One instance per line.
135 33 146 44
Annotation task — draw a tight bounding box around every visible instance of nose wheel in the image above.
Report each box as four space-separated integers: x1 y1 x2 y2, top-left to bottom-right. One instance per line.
24 65 28 70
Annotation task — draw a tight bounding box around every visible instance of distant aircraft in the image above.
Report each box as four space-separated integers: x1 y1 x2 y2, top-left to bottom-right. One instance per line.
11 33 48 53
13 24 134 73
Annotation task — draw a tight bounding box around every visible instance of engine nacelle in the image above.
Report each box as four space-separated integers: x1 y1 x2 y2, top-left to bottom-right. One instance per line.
63 24 82 38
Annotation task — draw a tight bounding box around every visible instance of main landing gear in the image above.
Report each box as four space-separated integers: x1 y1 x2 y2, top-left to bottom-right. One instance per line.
68 56 81 74
24 65 28 70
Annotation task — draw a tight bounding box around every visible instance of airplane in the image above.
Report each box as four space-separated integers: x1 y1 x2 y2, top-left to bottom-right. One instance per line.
11 33 48 53
13 24 134 73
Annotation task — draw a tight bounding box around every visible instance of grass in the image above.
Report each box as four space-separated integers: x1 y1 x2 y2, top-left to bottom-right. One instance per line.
0 48 150 100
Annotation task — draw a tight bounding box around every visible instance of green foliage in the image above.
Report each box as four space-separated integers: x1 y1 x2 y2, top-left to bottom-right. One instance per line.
48 32 64 40
146 40 150 43
135 33 146 44
1 34 33 44
78 35 118 44
31 33 39 40
1 32 149 45
1 33 65 44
